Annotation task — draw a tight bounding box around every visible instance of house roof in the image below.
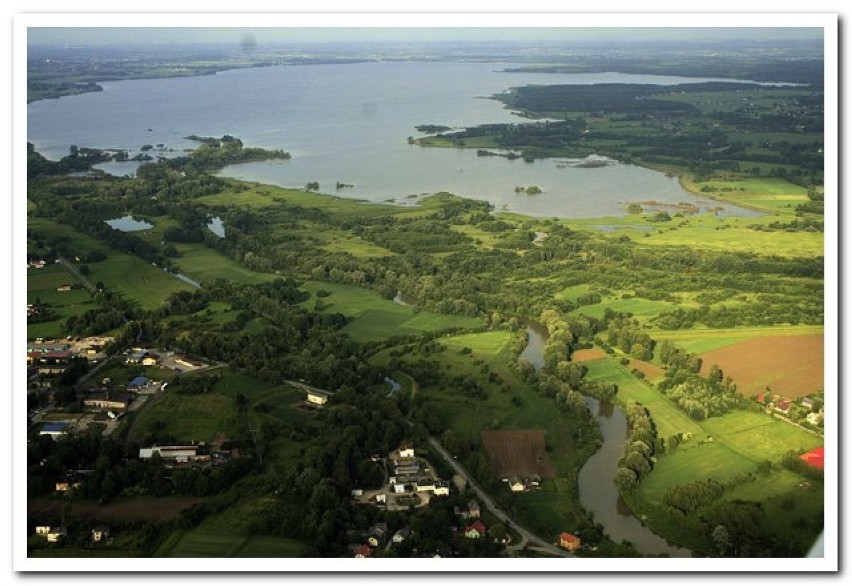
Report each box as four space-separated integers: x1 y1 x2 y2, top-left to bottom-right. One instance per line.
354 544 372 557
800 447 824 470
129 376 148 386
465 521 486 534
560 532 580 544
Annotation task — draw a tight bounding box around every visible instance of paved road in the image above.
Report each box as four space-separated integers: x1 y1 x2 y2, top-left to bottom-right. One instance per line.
58 256 97 293
426 436 572 558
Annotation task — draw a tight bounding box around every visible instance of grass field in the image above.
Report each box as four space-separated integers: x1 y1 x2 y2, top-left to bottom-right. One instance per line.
572 297 678 321
300 281 482 343
699 411 822 462
27 264 97 339
172 243 276 285
157 530 304 558
697 334 824 397
87 254 193 310
583 356 704 439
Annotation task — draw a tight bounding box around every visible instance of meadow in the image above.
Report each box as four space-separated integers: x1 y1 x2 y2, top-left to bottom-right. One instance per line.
299 281 483 343
27 263 97 339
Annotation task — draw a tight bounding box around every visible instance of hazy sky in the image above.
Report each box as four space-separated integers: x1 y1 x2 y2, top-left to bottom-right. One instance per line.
28 27 823 46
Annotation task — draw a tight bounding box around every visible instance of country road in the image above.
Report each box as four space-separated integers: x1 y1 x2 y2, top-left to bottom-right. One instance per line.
58 256 97 293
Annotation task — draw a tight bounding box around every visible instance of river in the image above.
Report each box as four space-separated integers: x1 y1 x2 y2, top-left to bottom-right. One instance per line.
520 323 691 557
28 61 765 219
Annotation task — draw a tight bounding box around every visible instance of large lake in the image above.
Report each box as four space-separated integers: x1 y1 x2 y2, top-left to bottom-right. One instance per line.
28 61 768 218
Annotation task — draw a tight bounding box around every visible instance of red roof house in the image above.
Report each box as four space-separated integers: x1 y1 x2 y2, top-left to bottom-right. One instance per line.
800 447 824 470
353 544 372 558
559 532 582 551
464 521 487 539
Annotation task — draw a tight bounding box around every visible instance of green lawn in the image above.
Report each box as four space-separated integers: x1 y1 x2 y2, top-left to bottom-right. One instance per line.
572 296 678 321
27 264 97 339
128 391 234 443
157 530 304 558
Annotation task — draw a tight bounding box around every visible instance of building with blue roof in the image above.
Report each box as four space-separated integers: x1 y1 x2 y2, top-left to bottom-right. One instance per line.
127 376 148 391
39 422 70 438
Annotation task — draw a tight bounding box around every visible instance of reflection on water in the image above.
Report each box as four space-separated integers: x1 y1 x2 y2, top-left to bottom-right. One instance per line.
105 215 152 232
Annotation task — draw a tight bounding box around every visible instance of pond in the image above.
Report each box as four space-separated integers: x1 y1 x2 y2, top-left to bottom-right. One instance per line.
207 216 226 238
105 215 153 232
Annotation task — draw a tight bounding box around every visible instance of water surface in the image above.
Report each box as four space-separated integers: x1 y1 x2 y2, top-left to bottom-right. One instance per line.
105 215 152 232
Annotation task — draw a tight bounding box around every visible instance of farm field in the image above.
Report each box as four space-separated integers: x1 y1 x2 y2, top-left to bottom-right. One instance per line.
698 334 823 397
299 280 482 343
27 263 97 339
481 429 556 479
572 296 678 321
157 530 304 558
28 497 203 524
571 348 606 362
649 325 824 355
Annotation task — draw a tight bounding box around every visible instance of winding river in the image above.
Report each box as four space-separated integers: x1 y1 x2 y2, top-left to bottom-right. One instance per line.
521 324 691 557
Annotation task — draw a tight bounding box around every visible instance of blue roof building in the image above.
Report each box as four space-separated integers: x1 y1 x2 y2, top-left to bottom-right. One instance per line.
128 376 148 389
39 422 70 437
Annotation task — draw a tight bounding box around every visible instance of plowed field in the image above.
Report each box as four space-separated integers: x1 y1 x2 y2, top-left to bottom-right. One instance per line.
698 334 823 398
481 429 555 479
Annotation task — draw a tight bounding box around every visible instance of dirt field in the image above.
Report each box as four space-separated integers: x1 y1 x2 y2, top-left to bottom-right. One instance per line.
481 429 556 479
698 334 823 398
28 497 203 524
627 359 666 380
571 348 606 362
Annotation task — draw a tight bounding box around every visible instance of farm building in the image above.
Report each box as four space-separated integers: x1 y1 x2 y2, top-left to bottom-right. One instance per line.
464 521 487 539
35 526 51 536
139 445 199 462
560 532 582 552
800 447 824 470
46 527 67 543
807 412 824 425
142 354 160 366
127 376 149 391
801 397 815 409
125 349 148 364
375 494 386 504
39 422 70 439
367 523 388 547
353 544 372 558
392 483 406 494
433 481 450 496
398 443 415 458
83 391 132 411
305 389 332 406
415 479 436 492
775 399 791 415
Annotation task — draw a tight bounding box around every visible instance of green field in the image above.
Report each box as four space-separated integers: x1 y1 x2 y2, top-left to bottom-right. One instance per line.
172 243 276 285
648 325 824 354
87 254 193 310
157 530 304 558
300 280 483 343
583 357 704 438
27 264 97 339
572 296 678 321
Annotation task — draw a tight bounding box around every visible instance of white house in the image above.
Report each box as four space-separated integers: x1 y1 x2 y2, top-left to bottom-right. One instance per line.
35 526 51 536
416 479 436 492
375 494 387 504
46 527 67 543
306 389 331 406
433 481 450 497
392 527 412 543
392 483 406 494
398 444 415 458
508 477 525 492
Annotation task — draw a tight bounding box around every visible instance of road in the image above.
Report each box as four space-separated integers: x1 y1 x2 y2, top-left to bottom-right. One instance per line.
58 256 97 293
426 436 573 558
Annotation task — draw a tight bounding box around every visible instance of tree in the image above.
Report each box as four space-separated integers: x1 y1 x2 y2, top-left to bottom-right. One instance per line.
79 264 90 275
712 524 732 556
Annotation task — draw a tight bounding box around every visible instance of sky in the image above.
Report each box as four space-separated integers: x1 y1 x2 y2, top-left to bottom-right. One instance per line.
28 26 824 46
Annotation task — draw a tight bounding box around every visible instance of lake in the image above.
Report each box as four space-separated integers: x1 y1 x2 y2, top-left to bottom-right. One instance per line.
28 61 768 218
105 215 153 232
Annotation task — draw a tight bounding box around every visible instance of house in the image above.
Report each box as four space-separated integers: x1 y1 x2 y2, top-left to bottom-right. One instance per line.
432 481 450 497
398 443 415 458
559 532 582 552
807 412 824 426
801 397 815 409
367 523 388 547
392 483 406 494
39 422 70 439
353 544 372 558
415 478 436 492
127 376 149 391
800 447 825 470
464 520 487 539
305 389 332 407
351 489 364 498
91 526 110 543
142 354 160 366
46 527 67 543
55 473 84 493
35 526 51 536
774 399 791 415
508 476 525 492
375 494 387 504
392 527 412 543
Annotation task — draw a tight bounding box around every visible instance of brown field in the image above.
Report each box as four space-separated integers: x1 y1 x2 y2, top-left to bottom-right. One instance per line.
628 359 666 381
572 348 606 362
699 334 823 398
481 429 555 479
28 497 203 524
